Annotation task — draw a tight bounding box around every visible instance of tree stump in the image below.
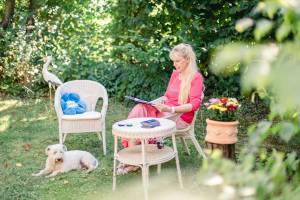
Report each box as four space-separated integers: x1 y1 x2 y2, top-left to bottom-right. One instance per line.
205 141 236 160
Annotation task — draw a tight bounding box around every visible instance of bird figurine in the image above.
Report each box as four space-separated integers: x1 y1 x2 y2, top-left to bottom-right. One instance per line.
42 56 63 103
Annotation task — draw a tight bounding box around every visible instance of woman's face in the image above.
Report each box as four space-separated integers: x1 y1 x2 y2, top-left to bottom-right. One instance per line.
171 53 189 73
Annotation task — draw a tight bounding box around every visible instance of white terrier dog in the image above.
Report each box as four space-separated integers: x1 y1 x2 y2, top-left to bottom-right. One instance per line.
32 144 99 178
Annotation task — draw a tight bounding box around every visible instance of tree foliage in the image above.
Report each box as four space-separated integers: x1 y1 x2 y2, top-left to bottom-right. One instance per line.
0 0 106 95
0 0 257 98
104 0 258 98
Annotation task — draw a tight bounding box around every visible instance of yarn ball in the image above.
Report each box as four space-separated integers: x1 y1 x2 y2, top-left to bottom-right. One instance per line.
61 93 86 115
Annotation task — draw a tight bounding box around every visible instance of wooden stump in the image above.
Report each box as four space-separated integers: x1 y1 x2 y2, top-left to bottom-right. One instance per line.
205 141 236 160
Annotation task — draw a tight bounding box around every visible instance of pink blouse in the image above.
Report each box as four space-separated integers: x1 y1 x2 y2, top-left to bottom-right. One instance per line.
164 70 204 124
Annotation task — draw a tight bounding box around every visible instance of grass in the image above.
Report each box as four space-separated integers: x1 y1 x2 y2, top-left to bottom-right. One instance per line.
0 95 268 200
0 96 207 200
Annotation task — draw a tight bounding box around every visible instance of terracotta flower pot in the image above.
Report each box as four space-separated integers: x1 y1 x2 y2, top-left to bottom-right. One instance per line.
205 119 239 144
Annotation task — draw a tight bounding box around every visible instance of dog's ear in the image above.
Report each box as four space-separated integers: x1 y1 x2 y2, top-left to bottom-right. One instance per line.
62 145 67 152
45 146 51 155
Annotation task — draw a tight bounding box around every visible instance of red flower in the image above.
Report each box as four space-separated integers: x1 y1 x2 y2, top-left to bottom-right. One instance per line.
227 105 238 111
220 97 228 104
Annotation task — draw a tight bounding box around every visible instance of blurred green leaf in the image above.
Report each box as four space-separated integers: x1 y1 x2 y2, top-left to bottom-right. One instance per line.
278 122 295 143
276 22 291 42
248 120 272 147
210 43 248 75
254 19 273 41
265 2 279 19
235 18 254 33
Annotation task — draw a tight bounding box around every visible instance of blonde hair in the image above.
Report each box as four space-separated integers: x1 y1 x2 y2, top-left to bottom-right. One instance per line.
169 43 198 104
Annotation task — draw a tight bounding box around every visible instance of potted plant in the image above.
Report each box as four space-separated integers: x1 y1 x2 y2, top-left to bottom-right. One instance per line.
204 97 241 145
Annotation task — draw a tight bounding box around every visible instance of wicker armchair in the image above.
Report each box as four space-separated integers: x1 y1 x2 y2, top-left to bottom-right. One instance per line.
174 110 206 158
54 80 108 155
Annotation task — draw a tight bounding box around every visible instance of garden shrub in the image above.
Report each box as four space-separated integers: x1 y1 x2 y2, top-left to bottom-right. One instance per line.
0 0 257 98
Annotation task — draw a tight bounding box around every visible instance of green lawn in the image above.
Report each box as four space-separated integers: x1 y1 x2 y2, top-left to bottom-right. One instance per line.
1 96 220 200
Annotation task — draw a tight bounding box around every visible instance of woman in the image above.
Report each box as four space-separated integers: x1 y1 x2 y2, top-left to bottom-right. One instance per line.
118 43 204 174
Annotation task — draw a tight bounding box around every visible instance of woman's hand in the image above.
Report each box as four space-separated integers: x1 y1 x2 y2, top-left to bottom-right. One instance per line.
153 103 171 113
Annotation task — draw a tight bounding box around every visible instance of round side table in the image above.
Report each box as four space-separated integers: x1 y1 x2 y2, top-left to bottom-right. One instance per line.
112 117 183 200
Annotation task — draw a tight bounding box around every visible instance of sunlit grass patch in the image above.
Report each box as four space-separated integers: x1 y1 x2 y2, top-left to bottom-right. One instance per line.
0 115 10 132
0 99 19 112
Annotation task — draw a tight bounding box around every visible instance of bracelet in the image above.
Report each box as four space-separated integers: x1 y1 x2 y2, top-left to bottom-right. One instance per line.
171 106 175 114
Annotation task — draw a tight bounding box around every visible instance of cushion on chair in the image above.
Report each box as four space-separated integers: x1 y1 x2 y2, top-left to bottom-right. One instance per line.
61 111 102 120
61 93 86 115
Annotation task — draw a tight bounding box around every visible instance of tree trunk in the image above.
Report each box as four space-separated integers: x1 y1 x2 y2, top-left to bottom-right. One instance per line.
26 0 35 33
205 141 236 161
1 0 15 29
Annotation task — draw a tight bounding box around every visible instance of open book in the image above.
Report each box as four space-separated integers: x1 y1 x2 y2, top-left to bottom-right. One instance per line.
125 96 154 105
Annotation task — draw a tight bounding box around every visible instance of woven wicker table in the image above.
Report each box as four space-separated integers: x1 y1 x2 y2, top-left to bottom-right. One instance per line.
112 117 183 200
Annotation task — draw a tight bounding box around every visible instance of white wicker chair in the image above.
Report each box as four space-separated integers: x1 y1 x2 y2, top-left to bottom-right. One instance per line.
174 110 206 159
54 80 108 155
151 92 206 159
